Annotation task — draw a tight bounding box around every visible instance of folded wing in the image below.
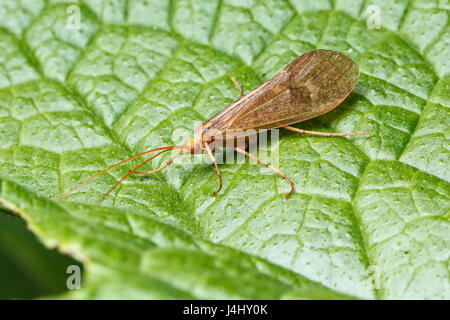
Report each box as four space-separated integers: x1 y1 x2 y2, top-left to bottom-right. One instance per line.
205 50 359 133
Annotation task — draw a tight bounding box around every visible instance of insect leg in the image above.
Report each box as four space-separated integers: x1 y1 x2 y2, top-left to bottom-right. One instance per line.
204 143 223 196
230 76 243 98
234 147 294 198
283 125 371 137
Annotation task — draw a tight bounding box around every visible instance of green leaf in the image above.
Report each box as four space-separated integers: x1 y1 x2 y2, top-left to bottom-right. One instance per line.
0 0 448 299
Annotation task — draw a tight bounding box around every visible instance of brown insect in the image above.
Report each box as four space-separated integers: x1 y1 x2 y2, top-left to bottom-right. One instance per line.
53 49 370 202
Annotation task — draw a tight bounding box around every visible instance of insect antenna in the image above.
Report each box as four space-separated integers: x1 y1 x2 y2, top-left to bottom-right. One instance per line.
99 147 178 203
52 146 175 200
132 150 180 175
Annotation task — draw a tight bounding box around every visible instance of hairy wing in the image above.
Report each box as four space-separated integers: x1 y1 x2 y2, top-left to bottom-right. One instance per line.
204 50 359 134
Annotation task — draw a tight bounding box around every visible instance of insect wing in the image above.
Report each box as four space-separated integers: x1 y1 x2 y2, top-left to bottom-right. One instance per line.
204 50 359 133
